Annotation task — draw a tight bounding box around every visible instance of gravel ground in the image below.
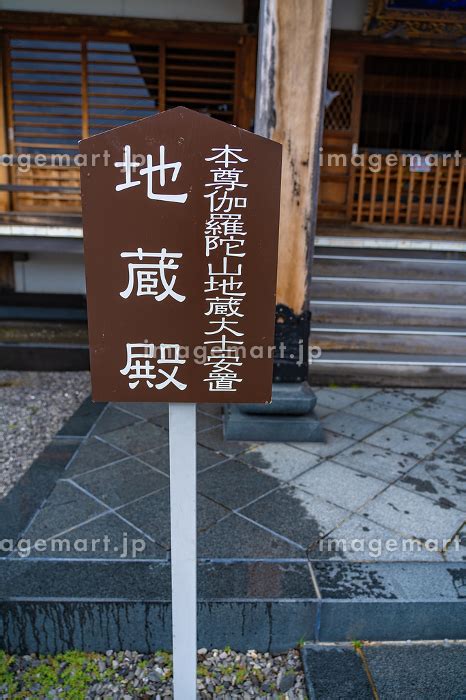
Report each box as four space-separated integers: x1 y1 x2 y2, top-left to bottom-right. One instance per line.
0 371 90 499
0 648 307 699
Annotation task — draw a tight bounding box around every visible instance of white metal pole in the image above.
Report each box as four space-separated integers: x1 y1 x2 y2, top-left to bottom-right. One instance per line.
169 402 197 700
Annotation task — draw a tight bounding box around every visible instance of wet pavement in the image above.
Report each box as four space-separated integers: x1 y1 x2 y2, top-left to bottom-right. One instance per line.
4 386 464 564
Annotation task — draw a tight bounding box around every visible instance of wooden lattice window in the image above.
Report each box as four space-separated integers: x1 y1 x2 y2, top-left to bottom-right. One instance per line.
2 33 252 214
324 72 354 132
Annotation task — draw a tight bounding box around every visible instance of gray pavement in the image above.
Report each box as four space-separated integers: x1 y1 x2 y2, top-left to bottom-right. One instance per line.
8 385 466 563
302 641 466 700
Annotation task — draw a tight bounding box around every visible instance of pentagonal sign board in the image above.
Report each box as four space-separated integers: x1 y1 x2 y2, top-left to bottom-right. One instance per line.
80 107 282 403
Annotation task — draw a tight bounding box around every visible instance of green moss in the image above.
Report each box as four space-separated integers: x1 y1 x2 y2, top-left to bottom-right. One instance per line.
8 650 104 700
20 659 59 698
253 667 265 683
57 651 100 700
0 650 18 696
236 667 247 684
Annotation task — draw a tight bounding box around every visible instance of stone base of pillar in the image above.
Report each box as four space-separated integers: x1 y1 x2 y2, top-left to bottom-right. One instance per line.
223 382 324 442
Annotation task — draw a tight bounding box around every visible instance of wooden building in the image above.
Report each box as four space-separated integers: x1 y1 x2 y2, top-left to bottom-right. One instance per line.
0 1 256 289
0 0 465 385
313 0 466 385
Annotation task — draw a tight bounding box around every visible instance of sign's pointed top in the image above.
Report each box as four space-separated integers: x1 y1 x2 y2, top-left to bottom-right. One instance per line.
80 105 279 149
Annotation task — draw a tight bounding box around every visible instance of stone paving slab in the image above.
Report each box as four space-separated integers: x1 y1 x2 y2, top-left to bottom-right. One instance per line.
427 433 466 470
100 420 168 455
313 389 360 410
239 485 350 551
321 411 383 441
290 431 357 459
360 484 465 542
311 561 465 600
365 425 443 459
302 641 466 700
117 487 230 550
150 410 220 432
64 436 125 477
89 405 140 436
369 390 423 413
332 442 418 482
15 511 166 560
364 642 466 700
390 413 459 441
318 514 440 562
73 456 169 509
239 442 322 481
415 397 466 426
444 525 466 562
399 459 466 512
57 397 106 437
302 644 374 699
197 512 305 559
442 391 466 410
23 480 106 541
139 442 228 474
345 396 410 423
293 461 386 512
197 458 280 510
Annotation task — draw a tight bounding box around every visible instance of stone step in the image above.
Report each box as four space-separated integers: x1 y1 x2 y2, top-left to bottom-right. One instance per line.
312 326 466 356
313 253 466 282
311 300 466 328
310 351 466 387
0 321 88 344
311 277 466 304
0 342 89 371
0 560 464 653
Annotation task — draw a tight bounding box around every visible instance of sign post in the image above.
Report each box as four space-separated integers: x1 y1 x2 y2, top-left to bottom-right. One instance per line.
169 403 197 698
80 107 282 698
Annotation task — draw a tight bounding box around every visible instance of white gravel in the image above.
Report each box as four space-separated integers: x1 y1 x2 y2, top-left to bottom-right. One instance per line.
0 371 90 498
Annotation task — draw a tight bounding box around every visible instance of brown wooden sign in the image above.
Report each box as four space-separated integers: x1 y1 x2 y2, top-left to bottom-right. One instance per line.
80 107 281 403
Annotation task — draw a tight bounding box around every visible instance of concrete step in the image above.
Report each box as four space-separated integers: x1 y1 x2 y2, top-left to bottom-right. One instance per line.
311 300 466 328
0 306 87 322
0 321 88 344
313 253 466 282
0 342 89 370
312 325 466 356
310 351 466 387
0 322 89 369
311 277 466 304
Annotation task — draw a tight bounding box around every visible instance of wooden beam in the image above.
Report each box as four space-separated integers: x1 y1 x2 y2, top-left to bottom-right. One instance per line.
0 10 255 39
364 74 466 98
331 30 466 59
255 0 332 313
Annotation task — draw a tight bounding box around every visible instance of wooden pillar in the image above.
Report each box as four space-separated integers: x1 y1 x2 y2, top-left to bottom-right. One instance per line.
224 0 330 440
255 0 332 316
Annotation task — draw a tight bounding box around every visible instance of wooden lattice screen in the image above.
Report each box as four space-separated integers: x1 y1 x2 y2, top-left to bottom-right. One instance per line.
324 71 355 132
3 34 252 214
